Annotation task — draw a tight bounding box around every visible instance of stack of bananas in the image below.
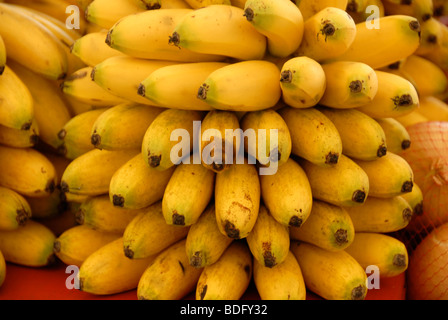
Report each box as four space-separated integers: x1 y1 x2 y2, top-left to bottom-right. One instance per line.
0 0 447 300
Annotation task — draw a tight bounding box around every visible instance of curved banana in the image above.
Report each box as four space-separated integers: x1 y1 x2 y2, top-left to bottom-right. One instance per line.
375 117 411 154
0 121 39 149
0 186 31 231
85 0 146 29
417 96 448 122
415 17 443 56
0 35 5 75
294 0 348 21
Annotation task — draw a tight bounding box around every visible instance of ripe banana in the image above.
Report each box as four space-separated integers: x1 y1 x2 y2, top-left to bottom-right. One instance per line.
78 237 156 295
401 182 424 233
246 205 290 268
291 241 368 300
375 117 411 154
184 0 229 8
85 0 146 29
53 224 121 266
0 121 39 149
290 200 355 252
294 0 348 21
61 148 139 196
160 0 192 8
169 5 267 60
394 110 429 128
196 241 252 300
259 157 313 228
253 250 306 300
383 0 433 22
0 220 56 267
109 153 175 210
420 17 448 70
138 61 228 111
185 203 233 268
349 0 385 24
0 35 5 75
162 160 215 226
133 0 161 9
417 96 448 121
357 71 419 119
415 17 443 56
137 239 203 300
346 0 368 13
106 8 225 62
123 201 189 259
243 0 304 58
318 107 387 161
319 61 378 109
197 60 281 112
0 146 57 198
433 0 448 17
295 7 357 62
352 152 414 198
278 107 342 166
0 186 31 231
344 232 409 278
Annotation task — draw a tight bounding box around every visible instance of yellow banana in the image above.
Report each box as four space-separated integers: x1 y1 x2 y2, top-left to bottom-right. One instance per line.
279 56 326 109
123 201 189 259
394 110 429 128
61 148 139 196
0 34 5 75
259 157 313 228
215 163 260 239
0 121 39 148
141 108 205 171
383 0 433 22
326 15 421 70
417 96 448 121
291 241 368 300
253 250 306 300
349 0 385 24
184 0 229 8
196 241 252 300
197 60 281 112
352 152 414 198
85 0 146 29
415 17 443 56
53 224 121 266
185 203 233 268
318 107 387 161
0 146 57 198
106 8 225 62
0 220 56 267
375 117 411 154
400 182 424 232
243 0 303 58
278 107 342 166
294 0 348 21
109 153 175 210
78 237 156 295
420 18 448 71
0 249 5 287
357 71 419 119
319 61 378 109
133 0 161 9
138 61 228 111
246 204 290 268
0 186 31 231
344 232 409 278
160 0 192 8
290 200 355 252
169 5 267 60
91 103 164 151
137 239 203 300
295 7 356 62
0 65 34 131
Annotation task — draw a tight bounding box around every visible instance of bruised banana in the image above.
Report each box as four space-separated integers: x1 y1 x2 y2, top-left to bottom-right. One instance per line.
85 0 146 29
0 186 31 231
375 117 411 154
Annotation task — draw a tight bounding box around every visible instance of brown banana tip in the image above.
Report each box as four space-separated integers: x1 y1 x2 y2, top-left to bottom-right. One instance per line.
427 34 437 44
172 212 185 226
393 254 407 267
349 80 363 93
75 209 84 224
346 0 358 12
403 208 413 222
334 228 349 246
263 251 276 268
243 7 254 21
137 84 146 97
280 70 293 83
90 67 96 81
401 140 411 150
124 246 134 259
91 133 101 147
325 152 339 165
377 144 387 158
352 190 366 203
351 285 367 300
197 84 208 100
401 180 413 193
199 285 207 300
190 252 202 268
321 23 336 37
16 209 29 226
289 216 303 228
0 65 5 75
434 6 444 17
422 13 431 22
105 29 112 46
168 31 180 47
148 154 161 168
392 94 413 107
409 20 421 34
57 144 67 156
46 180 56 194
53 240 61 253
112 194 125 207
21 121 32 131
414 202 423 216
58 129 67 140
60 181 69 193
29 134 39 146
224 220 240 239
212 162 226 172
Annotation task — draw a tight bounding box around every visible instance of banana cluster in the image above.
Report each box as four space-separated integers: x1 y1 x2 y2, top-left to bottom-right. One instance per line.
0 0 447 300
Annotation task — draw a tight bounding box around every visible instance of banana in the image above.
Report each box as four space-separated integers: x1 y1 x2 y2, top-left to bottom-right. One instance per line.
246 204 290 268
138 61 228 111
346 0 368 13
0 121 39 148
417 96 448 121
420 18 448 71
53 224 121 266
384 0 433 22
294 0 348 21
433 0 448 17
0 220 56 267
394 110 429 128
356 71 419 119
344 232 409 278
160 0 192 8
318 107 387 161
326 15 421 70
415 17 443 56
196 241 252 300
349 0 385 24
0 186 31 231
0 65 34 130
291 241 367 300
294 7 357 62
58 108 107 160
278 107 342 166
185 203 233 268
76 0 94 10
0 146 57 198
290 200 355 252
0 249 5 287
169 5 267 60
123 201 189 259
0 35 5 75
259 157 313 228
352 152 414 198
133 0 161 9
319 61 378 109
85 0 146 29
141 108 205 171
25 188 67 219
215 162 260 239
278 56 326 109
197 60 281 112
184 0 229 8
91 103 164 151
109 153 175 210
63 95 97 117
61 148 139 196
137 239 203 300
243 0 303 58
253 250 306 300
78 237 156 295
106 8 225 62
375 117 411 154
400 182 424 232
